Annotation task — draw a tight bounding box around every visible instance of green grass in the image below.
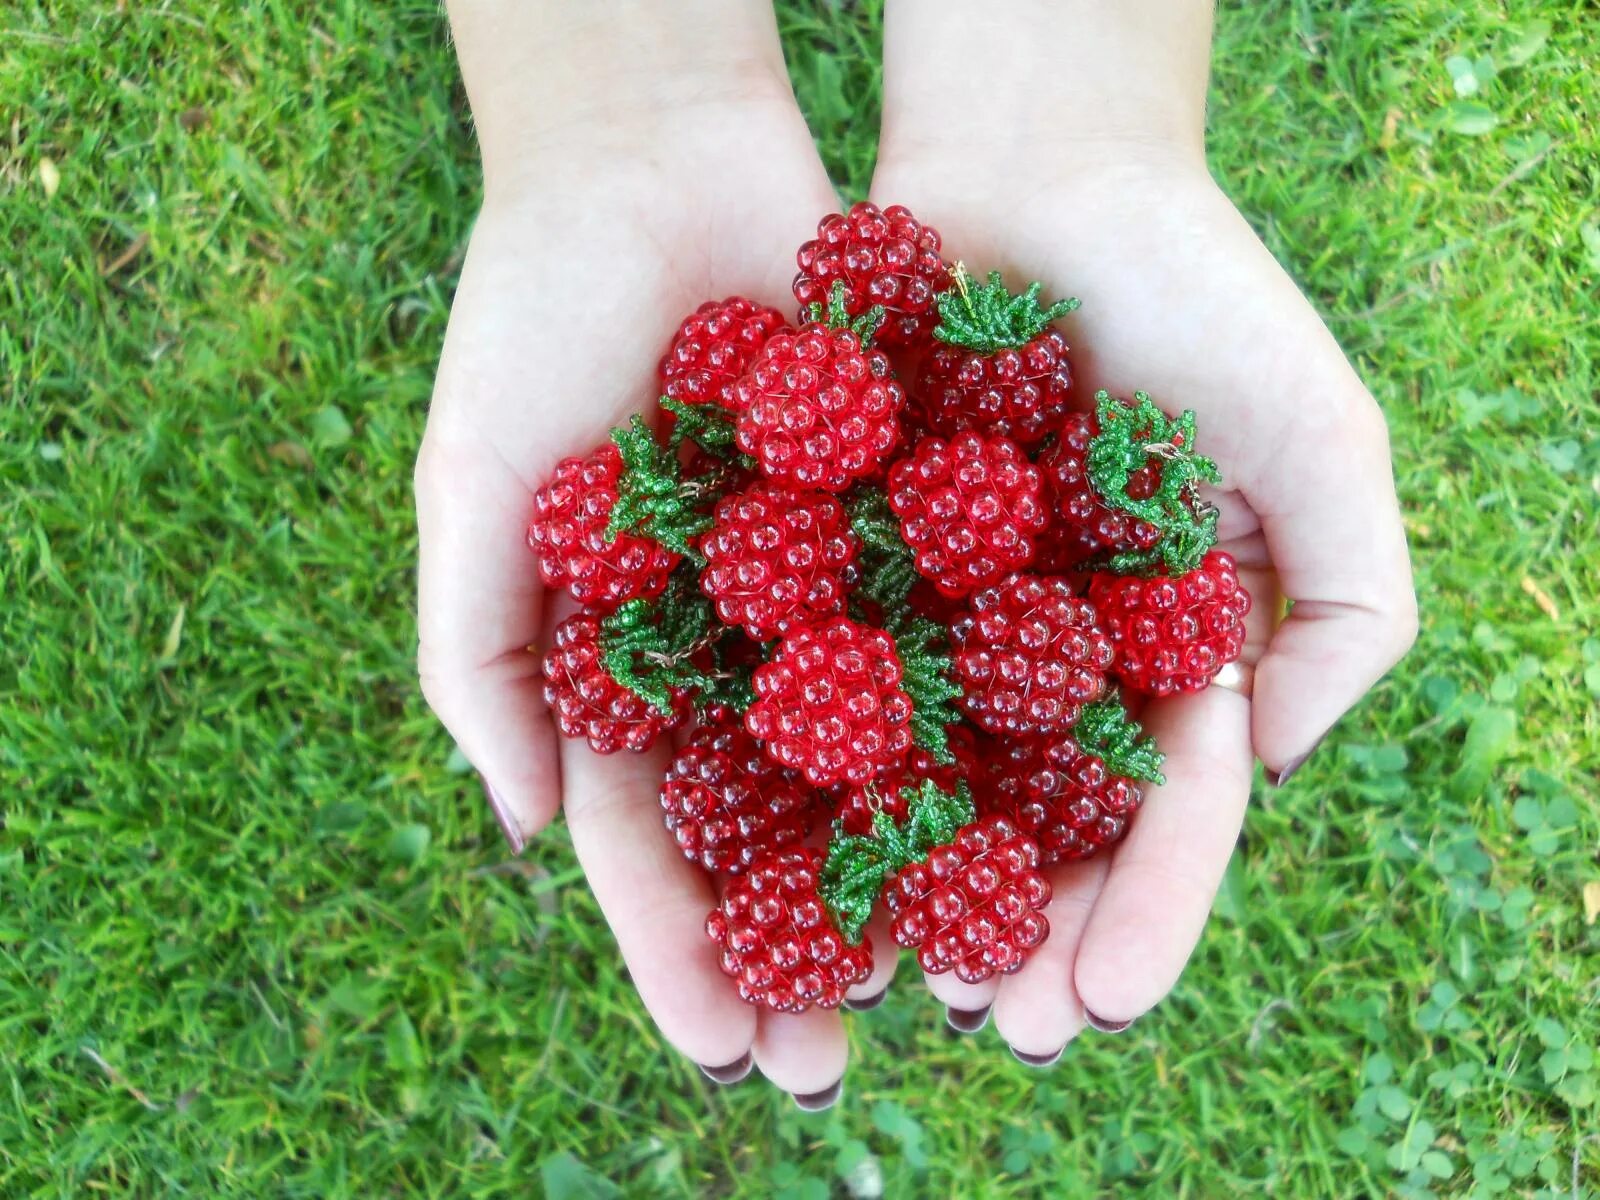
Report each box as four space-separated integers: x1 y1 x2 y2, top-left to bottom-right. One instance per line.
3 1 1597 1196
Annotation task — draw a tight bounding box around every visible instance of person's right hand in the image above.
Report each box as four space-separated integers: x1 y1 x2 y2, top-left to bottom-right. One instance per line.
414 3 887 1102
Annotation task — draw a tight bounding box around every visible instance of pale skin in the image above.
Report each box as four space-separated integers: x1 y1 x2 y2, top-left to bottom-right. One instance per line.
416 0 1418 1097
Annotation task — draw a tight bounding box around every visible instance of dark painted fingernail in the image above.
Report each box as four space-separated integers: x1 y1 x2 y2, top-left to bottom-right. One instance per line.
698 1051 753 1085
843 988 888 1012
1084 1009 1132 1034
792 1079 842 1112
1268 753 1309 788
1269 735 1326 788
1010 1045 1064 1068
481 775 526 855
946 1004 991 1034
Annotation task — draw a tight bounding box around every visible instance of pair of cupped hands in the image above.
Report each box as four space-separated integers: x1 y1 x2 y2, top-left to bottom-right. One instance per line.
413 11 1415 1102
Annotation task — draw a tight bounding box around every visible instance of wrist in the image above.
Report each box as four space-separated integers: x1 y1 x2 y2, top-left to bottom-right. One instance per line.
877 0 1212 182
447 1 795 196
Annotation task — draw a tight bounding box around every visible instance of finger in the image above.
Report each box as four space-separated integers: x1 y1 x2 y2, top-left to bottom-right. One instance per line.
992 853 1110 1059
415 433 560 848
753 1005 849 1105
1073 685 1252 1025
559 734 758 1070
845 909 900 1010
1238 369 1417 780
924 967 1000 1031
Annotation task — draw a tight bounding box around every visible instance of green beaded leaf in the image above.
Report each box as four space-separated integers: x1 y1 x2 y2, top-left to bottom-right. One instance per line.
1083 390 1222 576
659 395 738 458
819 826 898 944
891 616 962 766
898 778 976 855
847 487 919 620
932 266 1080 354
605 416 714 561
859 556 918 620
805 279 886 343
847 487 905 556
598 574 723 714
819 779 977 944
694 647 758 717
1073 694 1166 784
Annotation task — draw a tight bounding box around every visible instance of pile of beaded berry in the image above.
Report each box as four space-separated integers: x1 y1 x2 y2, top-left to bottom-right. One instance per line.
526 202 1250 1013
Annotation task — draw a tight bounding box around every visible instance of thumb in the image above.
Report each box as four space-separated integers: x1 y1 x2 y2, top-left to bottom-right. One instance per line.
1243 372 1418 782
415 434 561 850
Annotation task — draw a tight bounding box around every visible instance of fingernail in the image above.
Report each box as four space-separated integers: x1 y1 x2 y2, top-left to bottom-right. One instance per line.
1269 735 1326 788
1268 753 1309 788
698 1051 753 1086
945 1004 991 1034
792 1079 842 1112
1010 1045 1064 1068
1084 1009 1132 1034
843 988 888 1012
481 775 526 855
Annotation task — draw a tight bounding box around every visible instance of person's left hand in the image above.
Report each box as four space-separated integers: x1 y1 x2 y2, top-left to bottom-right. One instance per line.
868 110 1415 1059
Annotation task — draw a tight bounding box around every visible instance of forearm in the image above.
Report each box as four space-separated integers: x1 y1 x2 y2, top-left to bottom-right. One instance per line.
445 1 793 193
880 0 1214 167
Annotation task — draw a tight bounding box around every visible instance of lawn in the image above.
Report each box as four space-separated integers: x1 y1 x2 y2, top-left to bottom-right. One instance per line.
3 1 1598 1196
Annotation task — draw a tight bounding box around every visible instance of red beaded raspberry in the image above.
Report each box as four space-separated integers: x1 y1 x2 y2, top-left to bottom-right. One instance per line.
977 697 1165 865
661 718 820 875
834 726 979 836
950 574 1114 736
793 201 949 348
659 297 789 412
528 443 677 609
912 270 1080 446
744 616 914 788
542 611 687 753
734 320 904 492
887 431 1048 597
916 332 1074 445
1038 391 1223 574
1036 410 1165 570
706 847 874 1012
698 483 859 639
883 815 1052 984
1087 550 1251 697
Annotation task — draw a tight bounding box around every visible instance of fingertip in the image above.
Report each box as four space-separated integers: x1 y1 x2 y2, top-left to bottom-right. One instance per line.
420 644 563 845
945 1004 992 1035
478 767 564 852
1073 688 1251 1024
1083 1009 1134 1034
992 857 1106 1056
791 1078 844 1112
921 969 1000 1015
1264 738 1321 788
676 996 761 1070
753 1006 849 1096
626 891 762 1068
1010 1044 1066 1068
560 742 758 1068
454 682 563 841
698 1051 754 1087
481 775 530 855
843 988 888 1013
1071 949 1158 1028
